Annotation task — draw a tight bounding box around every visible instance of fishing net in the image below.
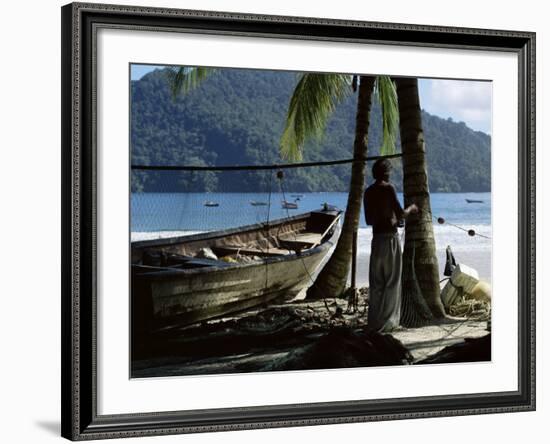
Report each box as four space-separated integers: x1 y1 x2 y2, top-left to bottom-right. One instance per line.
131 161 358 238
399 241 434 328
448 299 491 320
131 156 490 333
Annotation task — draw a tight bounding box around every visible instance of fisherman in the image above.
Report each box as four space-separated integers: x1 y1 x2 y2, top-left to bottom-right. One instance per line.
364 158 418 332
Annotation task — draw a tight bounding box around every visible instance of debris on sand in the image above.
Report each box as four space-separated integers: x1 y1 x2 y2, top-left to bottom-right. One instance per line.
416 334 491 364
261 327 413 372
131 286 491 377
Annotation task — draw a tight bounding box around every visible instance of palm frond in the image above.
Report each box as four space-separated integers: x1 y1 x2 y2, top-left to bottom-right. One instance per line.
280 73 352 161
165 66 216 99
374 76 399 155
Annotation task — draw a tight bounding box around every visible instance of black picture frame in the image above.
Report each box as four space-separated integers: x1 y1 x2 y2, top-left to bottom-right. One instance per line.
61 2 536 440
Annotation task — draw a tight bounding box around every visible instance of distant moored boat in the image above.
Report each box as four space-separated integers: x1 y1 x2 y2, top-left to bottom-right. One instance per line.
250 201 268 206
282 200 298 209
465 199 484 204
204 201 219 207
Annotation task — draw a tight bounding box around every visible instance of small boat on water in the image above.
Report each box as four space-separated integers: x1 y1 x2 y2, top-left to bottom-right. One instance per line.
321 202 339 212
250 201 268 206
282 200 298 209
204 201 219 207
465 199 484 204
132 209 341 333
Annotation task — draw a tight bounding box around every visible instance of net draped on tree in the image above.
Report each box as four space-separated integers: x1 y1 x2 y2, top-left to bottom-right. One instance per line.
131 162 356 236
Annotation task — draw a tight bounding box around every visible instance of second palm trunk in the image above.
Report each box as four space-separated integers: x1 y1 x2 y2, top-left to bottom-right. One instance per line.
395 77 446 319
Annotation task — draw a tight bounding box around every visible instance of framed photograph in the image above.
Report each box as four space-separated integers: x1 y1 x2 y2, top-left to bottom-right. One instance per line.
61 2 535 440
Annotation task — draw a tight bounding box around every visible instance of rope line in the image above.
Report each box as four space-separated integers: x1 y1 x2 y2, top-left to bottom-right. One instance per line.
131 153 404 172
277 171 336 316
425 211 492 240
439 218 492 240
263 171 273 291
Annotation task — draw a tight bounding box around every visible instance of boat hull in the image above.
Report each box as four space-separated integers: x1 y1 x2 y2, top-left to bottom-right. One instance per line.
132 211 340 332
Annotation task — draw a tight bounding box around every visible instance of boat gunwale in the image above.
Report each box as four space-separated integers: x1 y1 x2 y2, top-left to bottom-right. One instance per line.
131 210 328 250
132 211 341 280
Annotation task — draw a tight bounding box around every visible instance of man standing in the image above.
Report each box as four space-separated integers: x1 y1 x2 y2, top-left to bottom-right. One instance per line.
364 159 418 332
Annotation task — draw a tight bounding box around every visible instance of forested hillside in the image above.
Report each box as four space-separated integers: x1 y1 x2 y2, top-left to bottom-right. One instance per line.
131 68 491 193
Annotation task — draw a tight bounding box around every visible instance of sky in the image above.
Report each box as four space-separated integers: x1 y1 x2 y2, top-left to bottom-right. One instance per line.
418 78 492 134
131 65 492 135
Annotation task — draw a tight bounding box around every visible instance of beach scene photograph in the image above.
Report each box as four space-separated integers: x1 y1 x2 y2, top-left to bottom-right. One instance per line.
130 64 492 378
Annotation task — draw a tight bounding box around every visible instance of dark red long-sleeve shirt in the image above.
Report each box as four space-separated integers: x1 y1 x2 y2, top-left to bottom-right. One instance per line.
363 181 405 234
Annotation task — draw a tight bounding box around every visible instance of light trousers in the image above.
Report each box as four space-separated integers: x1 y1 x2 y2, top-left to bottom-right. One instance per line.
368 233 402 332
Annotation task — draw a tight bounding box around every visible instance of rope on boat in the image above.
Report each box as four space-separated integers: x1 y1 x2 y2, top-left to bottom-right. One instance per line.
277 170 335 316
263 171 273 292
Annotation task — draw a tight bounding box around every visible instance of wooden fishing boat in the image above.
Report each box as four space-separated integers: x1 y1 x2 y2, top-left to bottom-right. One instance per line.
132 209 341 333
465 199 484 204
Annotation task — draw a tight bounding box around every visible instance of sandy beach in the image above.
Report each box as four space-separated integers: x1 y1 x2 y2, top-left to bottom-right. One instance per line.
132 292 490 378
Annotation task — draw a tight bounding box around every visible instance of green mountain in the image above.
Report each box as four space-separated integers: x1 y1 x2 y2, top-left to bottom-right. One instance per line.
131 68 491 193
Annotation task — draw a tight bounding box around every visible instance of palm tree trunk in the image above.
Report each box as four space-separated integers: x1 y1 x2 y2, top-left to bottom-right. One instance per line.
306 76 376 299
395 77 445 318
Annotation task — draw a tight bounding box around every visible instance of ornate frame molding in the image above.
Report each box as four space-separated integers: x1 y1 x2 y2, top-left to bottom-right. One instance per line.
61 2 535 440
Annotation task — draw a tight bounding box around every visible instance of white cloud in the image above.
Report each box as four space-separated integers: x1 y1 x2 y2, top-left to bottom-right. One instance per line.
418 79 492 134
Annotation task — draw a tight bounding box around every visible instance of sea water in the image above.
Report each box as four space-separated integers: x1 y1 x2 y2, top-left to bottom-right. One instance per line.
131 192 492 283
